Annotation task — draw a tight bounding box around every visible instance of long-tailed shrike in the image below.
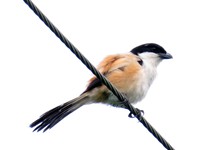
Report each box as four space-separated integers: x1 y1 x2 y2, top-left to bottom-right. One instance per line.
30 43 172 132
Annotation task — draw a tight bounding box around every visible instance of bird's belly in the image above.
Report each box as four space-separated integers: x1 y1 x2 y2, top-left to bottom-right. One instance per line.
107 74 155 108
126 84 149 104
105 84 150 108
127 70 156 104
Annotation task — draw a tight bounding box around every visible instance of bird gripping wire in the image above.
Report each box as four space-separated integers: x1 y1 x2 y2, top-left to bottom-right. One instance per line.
23 0 175 150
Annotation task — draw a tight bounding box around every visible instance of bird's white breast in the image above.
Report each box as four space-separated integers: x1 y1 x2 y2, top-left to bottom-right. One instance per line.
127 61 157 104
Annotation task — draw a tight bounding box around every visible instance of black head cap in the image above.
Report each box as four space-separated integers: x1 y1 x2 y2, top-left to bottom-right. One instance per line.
131 43 172 59
131 43 166 55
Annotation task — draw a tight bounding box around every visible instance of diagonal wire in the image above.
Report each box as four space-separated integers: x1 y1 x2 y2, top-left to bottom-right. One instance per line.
23 0 175 150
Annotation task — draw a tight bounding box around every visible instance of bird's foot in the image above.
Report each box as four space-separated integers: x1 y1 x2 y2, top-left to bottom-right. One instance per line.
128 108 144 120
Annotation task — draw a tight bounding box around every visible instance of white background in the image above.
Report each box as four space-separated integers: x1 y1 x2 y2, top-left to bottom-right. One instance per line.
1 0 200 149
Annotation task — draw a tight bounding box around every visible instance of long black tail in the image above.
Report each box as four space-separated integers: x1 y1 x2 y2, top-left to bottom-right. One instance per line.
30 93 89 132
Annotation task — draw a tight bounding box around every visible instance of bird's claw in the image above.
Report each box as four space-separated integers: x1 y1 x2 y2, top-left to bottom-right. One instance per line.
128 108 144 120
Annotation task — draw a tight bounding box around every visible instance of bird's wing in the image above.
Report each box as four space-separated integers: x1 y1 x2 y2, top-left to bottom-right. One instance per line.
82 53 142 94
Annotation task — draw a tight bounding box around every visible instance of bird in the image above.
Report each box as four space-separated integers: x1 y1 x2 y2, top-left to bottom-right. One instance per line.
30 43 172 132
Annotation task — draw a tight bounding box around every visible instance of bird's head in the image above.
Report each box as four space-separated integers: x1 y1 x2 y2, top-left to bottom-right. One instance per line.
131 43 172 66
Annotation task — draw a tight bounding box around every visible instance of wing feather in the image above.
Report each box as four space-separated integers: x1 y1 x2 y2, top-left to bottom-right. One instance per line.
82 53 141 94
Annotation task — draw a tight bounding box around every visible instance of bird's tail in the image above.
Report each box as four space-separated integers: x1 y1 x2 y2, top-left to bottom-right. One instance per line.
30 93 90 132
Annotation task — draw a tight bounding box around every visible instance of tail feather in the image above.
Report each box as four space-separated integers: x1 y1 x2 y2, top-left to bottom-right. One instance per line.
30 94 89 132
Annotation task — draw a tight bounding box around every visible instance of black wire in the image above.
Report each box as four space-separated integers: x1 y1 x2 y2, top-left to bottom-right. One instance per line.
23 0 175 149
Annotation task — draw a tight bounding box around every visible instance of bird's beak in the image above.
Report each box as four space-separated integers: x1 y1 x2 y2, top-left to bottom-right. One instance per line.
159 53 173 59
